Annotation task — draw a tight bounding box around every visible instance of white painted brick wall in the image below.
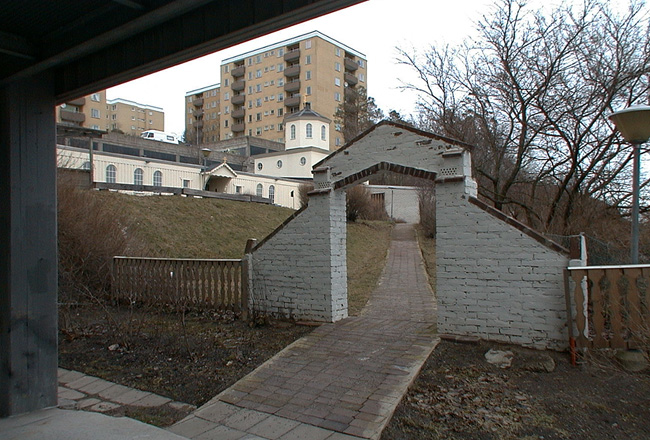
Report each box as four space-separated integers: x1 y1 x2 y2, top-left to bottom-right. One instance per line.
250 188 347 322
436 181 569 349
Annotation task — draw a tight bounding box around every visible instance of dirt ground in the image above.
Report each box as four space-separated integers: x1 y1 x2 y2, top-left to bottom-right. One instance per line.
382 339 650 440
58 302 312 409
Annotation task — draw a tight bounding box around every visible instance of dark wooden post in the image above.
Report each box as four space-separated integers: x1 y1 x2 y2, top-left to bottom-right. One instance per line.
0 73 58 416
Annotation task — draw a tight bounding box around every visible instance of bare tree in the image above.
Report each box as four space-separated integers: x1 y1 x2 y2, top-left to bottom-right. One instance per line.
398 0 650 235
334 86 384 143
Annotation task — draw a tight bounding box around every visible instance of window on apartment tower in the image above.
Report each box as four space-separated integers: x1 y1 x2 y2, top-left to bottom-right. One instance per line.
335 62 341 72
306 86 311 95
224 78 229 86
306 71 311 80
335 48 341 57
335 78 341 87
305 55 311 64
91 108 100 118
90 93 101 102
305 40 312 49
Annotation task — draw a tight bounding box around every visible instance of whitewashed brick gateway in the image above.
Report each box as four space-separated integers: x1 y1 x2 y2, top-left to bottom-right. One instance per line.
249 121 570 350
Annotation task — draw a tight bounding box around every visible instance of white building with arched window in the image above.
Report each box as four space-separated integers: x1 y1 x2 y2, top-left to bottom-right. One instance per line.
253 103 331 179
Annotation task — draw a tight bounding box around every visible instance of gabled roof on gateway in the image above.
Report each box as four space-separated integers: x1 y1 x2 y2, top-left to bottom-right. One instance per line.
314 120 475 169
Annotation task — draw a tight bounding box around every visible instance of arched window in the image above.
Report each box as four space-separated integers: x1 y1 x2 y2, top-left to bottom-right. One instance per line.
306 123 312 138
269 185 275 204
290 124 296 140
256 183 263 197
153 170 162 187
134 168 143 186
321 125 326 141
106 164 116 183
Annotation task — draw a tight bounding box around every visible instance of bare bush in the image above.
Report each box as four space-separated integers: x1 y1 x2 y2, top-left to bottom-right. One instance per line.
418 181 436 238
57 174 146 299
298 182 314 209
346 185 388 222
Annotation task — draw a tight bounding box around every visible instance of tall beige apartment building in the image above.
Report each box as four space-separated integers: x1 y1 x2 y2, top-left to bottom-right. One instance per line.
184 83 221 144
57 90 108 130
106 98 164 135
57 92 164 135
221 31 367 150
185 31 367 150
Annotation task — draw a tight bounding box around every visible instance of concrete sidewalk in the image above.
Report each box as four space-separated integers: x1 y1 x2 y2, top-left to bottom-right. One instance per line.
169 224 439 439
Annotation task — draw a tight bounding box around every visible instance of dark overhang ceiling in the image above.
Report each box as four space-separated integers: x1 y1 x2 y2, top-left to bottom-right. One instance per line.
0 0 364 102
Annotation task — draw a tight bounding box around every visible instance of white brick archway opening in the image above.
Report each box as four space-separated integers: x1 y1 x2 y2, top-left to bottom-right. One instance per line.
248 122 570 349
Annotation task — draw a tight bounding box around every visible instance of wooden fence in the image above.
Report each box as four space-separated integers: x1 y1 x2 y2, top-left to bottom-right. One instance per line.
112 256 248 315
565 265 650 350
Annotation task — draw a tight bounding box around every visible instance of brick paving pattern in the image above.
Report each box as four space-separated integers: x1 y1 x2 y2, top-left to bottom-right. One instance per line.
171 224 439 439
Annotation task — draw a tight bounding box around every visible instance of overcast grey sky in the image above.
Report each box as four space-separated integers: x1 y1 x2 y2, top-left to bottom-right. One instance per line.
111 0 612 135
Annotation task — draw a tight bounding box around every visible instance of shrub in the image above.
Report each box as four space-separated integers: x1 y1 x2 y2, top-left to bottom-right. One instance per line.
57 174 146 298
346 185 388 222
418 181 436 238
298 182 314 209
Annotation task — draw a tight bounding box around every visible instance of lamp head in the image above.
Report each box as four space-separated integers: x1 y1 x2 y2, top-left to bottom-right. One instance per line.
609 105 650 145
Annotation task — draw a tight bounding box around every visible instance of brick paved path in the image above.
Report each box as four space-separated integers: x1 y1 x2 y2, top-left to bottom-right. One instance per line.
169 224 439 440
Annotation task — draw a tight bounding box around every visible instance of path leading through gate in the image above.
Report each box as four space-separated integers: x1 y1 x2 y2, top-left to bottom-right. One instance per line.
169 223 439 440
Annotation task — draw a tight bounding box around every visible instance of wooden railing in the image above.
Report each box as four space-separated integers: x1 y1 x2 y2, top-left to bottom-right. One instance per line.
112 257 248 315
566 265 650 350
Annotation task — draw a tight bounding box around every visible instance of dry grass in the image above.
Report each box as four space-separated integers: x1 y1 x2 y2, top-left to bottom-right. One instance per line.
91 191 294 258
347 220 393 315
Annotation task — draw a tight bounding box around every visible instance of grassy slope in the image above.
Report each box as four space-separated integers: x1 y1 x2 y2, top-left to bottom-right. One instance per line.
94 192 294 258
347 221 393 315
91 191 392 314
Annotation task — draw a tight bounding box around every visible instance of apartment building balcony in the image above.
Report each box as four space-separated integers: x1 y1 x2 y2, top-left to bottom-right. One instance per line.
67 97 86 106
231 94 245 105
284 95 301 107
60 109 85 123
232 80 245 91
284 49 300 62
284 80 300 93
231 65 245 77
284 65 300 78
344 58 359 71
232 108 245 119
344 72 358 86
193 109 203 118
232 123 245 133
192 97 203 107
195 120 204 128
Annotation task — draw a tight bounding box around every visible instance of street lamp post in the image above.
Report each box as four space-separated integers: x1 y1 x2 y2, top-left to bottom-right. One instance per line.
609 105 650 264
